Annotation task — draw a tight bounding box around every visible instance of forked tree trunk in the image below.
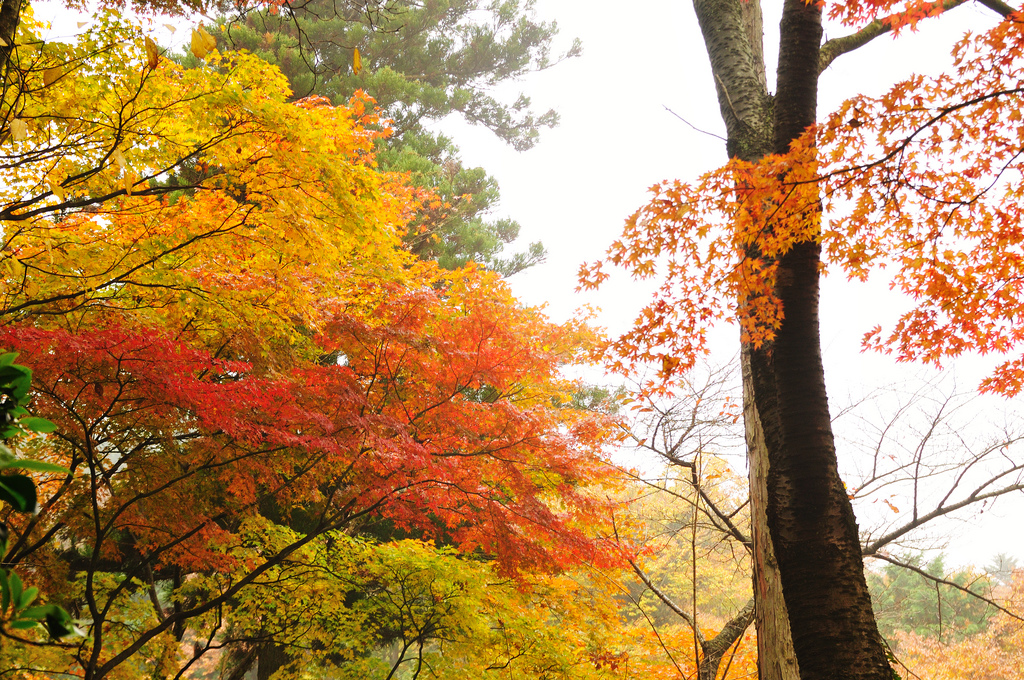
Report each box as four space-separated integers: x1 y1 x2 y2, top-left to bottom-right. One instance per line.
692 0 892 677
691 0 799 677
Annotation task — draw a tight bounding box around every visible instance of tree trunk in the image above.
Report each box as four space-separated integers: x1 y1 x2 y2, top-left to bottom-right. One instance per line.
742 1 892 678
691 1 798 677
743 349 799 680
0 0 23 73
692 0 892 677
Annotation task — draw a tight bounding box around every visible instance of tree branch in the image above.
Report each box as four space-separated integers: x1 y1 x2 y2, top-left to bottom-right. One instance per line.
976 0 1017 16
819 0 981 74
870 553 1024 622
628 557 705 646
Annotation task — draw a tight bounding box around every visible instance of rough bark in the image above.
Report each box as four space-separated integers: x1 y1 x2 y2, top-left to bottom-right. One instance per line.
741 0 892 678
692 1 799 678
743 349 799 680
692 0 773 162
692 0 894 677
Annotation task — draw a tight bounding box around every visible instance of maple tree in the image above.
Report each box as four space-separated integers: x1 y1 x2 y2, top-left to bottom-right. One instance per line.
0 8 623 679
582 1 1024 678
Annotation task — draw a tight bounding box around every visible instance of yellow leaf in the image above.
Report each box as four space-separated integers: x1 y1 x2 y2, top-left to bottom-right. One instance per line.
77 21 89 28
190 28 217 60
123 171 135 197
353 47 362 74
201 27 217 52
48 177 65 202
0 37 7 47
42 66 62 87
112 148 127 172
10 118 28 141
190 30 207 59
145 36 159 70
163 23 177 34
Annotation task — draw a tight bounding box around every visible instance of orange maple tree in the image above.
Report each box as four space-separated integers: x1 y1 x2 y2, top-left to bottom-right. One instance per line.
582 1 1024 678
583 6 1024 396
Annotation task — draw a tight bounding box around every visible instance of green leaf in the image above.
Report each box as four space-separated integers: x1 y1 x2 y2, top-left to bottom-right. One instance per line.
45 608 76 638
20 603 59 620
0 474 36 513
0 353 19 367
5 602 78 637
9 571 23 609
0 364 32 402
0 459 69 474
1 569 10 612
10 618 39 629
18 417 56 434
18 586 38 609
19 604 78 638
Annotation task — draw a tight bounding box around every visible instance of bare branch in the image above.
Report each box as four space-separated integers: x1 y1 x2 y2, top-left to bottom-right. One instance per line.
870 553 1024 623
628 557 705 646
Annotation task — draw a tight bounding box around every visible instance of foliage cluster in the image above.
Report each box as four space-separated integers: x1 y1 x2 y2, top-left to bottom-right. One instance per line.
0 5 623 679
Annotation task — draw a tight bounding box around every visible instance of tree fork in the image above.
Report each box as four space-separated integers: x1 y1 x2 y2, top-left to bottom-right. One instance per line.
746 0 892 677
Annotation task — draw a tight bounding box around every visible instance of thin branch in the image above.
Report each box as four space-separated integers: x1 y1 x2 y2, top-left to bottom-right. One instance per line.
819 0 974 74
628 557 705 647
871 553 1024 622
861 475 1024 556
664 105 727 142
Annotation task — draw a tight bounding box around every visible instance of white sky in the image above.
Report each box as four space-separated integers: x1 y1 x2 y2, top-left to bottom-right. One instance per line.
32 0 1024 568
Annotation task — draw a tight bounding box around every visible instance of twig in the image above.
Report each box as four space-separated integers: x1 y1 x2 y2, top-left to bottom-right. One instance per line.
663 105 727 142
871 553 1024 622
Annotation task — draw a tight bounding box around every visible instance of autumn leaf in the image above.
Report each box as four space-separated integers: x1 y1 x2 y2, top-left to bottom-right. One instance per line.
9 118 27 141
42 67 61 87
190 27 217 60
353 47 362 74
47 176 64 201
111 148 127 173
144 36 159 69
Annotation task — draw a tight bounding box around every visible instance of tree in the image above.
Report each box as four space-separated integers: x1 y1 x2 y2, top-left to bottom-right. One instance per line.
888 569 1024 680
582 1 1024 678
615 365 1024 680
0 10 622 679
867 554 995 644
613 365 756 680
0 352 76 640
207 0 571 275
